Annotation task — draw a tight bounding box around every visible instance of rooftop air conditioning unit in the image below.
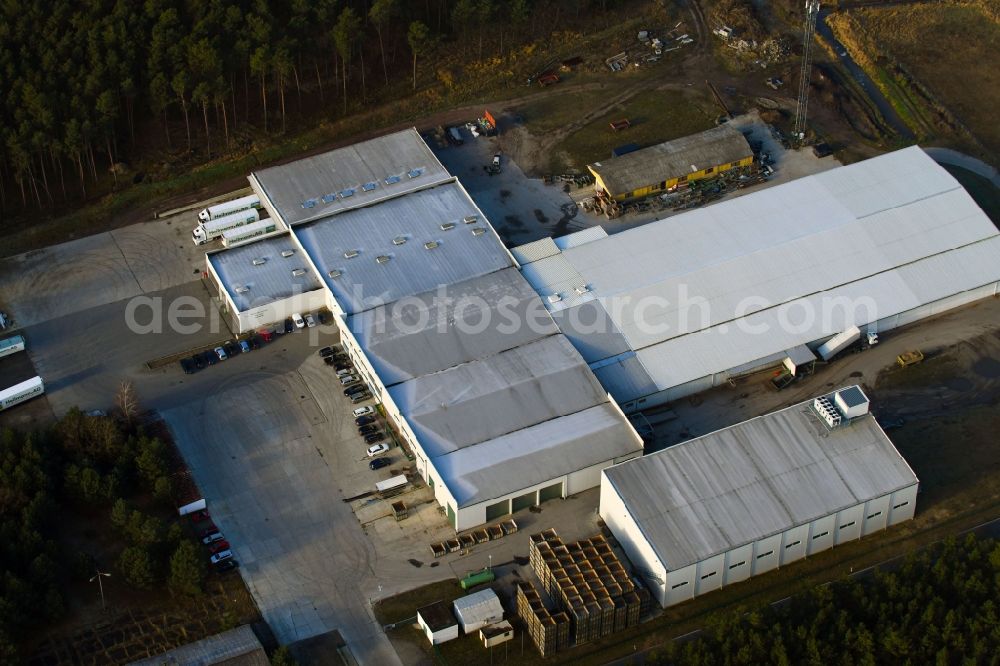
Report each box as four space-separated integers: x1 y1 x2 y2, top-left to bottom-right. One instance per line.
574 285 591 295
235 286 249 294
291 268 306 277
362 182 377 192
322 193 336 204
440 222 456 231
252 258 267 266
407 168 423 179
344 249 359 259
424 241 440 250
548 293 562 304
281 249 295 258
340 188 355 198
471 227 486 236
463 215 478 224
385 175 401 185
834 386 870 420
376 255 391 264
302 199 317 209
813 396 842 429
328 269 342 278
392 236 407 246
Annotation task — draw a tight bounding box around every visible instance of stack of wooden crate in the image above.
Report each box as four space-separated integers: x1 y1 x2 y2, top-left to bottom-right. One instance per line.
514 581 570 656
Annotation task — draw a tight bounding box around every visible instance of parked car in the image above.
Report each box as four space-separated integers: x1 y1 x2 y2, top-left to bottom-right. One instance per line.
202 531 225 545
324 356 339 366
365 433 385 445
193 354 206 370
258 329 273 343
369 458 391 470
202 350 217 366
319 346 337 357
291 312 305 329
350 392 372 404
179 358 196 374
358 424 378 435
304 313 316 328
199 525 219 538
249 334 263 349
239 340 251 353
355 415 375 426
344 386 367 397
336 368 355 377
214 346 227 361
215 559 240 573
210 550 234 564
284 318 294 334
366 442 389 457
353 406 375 418
318 312 330 325
334 363 352 371
207 540 231 554
224 341 240 357
340 375 359 386
190 510 211 523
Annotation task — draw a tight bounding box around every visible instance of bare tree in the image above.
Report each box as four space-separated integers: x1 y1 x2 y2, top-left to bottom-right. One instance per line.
116 380 140 427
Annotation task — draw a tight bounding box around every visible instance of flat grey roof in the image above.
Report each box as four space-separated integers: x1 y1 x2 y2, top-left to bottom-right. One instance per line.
389 335 611 458
603 387 919 571
129 625 267 666
440 403 643 507
588 124 752 196
208 233 324 311
294 182 512 314
348 267 558 386
250 128 451 226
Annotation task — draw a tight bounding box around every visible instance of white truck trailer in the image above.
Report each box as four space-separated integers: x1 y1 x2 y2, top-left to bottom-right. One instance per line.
0 376 44 411
816 326 861 361
198 193 261 222
0 335 25 359
192 208 260 245
221 220 279 248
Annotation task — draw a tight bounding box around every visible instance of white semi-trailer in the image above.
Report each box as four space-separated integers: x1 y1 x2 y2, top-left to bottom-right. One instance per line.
198 194 261 222
0 335 25 359
192 209 260 245
816 326 861 361
221 220 279 248
0 376 44 411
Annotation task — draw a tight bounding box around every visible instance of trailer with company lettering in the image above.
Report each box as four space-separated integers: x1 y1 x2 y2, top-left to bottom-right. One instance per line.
0 376 44 411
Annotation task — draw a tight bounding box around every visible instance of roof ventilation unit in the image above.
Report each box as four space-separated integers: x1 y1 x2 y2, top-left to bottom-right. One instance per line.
291 268 306 277
392 236 408 246
440 222 456 231
463 215 478 224
362 182 377 192
407 168 423 179
812 396 842 429
384 174 401 185
834 386 869 419
302 198 317 209
281 249 295 258
322 193 336 204
548 293 563 304
252 257 267 266
328 269 342 278
574 285 591 295
235 286 249 294
339 188 355 199
471 227 486 236
424 241 440 250
344 249 359 259
376 255 391 264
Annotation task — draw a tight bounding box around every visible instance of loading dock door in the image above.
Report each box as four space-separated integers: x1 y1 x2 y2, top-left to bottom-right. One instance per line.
511 491 536 513
539 483 563 503
485 500 509 522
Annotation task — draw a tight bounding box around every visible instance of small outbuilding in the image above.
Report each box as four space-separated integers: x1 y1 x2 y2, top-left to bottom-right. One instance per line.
453 588 504 634
480 620 515 648
417 600 459 645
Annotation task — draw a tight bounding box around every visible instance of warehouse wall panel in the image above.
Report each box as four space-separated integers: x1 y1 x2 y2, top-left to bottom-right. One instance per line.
780 524 809 566
807 514 836 555
862 495 891 536
834 504 864 545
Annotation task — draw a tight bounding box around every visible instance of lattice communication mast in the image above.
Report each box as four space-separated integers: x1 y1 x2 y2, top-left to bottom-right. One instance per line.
794 0 821 140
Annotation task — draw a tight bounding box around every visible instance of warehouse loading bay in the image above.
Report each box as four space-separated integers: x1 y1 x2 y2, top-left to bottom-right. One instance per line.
429 111 837 247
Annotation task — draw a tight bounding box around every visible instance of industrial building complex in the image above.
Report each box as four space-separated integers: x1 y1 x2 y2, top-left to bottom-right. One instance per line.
600 386 919 608
587 124 754 203
516 145 1000 411
205 128 643 531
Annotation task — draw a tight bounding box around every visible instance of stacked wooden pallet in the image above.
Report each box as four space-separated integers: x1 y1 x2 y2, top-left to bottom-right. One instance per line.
514 581 570 656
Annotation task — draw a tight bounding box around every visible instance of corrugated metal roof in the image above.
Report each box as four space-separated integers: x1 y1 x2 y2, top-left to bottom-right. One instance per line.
590 353 659 404
129 625 268 666
554 226 608 250
522 146 1000 402
453 589 504 625
510 237 560 264
348 268 557 386
603 389 918 571
440 403 643 507
389 335 610 458
519 254 589 309
251 128 451 226
294 182 512 314
588 125 752 196
550 301 632 362
208 233 324 311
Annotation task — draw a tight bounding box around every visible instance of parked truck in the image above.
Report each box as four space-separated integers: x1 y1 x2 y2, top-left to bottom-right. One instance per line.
197 194 261 222
0 376 44 411
816 326 861 361
221 220 278 248
0 334 25 359
192 209 260 245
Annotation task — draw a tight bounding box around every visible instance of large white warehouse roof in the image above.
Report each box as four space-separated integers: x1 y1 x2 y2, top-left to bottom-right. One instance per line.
602 387 918 571
517 146 1000 402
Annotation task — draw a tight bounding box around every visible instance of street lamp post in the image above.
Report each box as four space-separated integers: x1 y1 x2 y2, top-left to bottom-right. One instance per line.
90 569 111 611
